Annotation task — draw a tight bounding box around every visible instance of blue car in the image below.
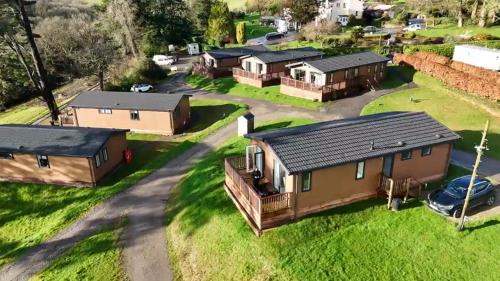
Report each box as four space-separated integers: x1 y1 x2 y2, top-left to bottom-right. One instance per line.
427 176 496 218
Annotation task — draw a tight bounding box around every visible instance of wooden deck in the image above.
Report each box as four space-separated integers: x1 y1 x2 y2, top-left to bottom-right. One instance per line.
224 156 294 235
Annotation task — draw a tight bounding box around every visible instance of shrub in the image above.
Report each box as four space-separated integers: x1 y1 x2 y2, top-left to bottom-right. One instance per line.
403 40 500 58
350 26 364 42
236 22 246 45
472 33 499 41
340 37 354 46
407 31 416 39
107 57 168 91
296 33 305 42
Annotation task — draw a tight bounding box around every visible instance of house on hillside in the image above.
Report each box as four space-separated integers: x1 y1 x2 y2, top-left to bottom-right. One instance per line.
233 47 323 88
224 112 460 235
192 45 269 79
281 52 389 101
316 0 365 26
0 125 128 186
68 91 190 135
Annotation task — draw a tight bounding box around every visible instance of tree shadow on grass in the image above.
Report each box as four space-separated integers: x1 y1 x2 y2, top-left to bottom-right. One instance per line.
464 219 500 233
185 104 241 133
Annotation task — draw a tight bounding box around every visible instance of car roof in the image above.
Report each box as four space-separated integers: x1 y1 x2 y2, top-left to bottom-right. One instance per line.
452 175 490 186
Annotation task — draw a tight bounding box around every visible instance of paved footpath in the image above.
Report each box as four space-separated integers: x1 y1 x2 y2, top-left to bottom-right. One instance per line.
2 72 498 281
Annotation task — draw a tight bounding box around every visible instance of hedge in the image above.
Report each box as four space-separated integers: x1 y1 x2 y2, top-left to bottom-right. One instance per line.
403 40 500 58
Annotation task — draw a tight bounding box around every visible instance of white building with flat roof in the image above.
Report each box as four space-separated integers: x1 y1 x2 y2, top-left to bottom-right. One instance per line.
452 45 500 71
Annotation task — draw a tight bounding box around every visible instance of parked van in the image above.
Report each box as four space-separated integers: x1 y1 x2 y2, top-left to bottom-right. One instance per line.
187 43 200 55
152 55 176 66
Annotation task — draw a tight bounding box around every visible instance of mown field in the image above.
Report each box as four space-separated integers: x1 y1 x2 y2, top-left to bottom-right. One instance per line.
0 98 247 268
362 66 500 160
166 118 499 281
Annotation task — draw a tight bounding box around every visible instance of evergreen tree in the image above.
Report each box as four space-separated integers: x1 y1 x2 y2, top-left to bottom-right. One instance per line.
192 0 214 33
290 0 319 25
205 1 233 47
236 22 246 45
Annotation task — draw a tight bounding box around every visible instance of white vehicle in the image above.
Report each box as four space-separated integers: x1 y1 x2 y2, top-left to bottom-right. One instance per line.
403 23 424 31
187 43 200 55
152 55 176 66
276 19 288 34
130 83 153 92
363 26 377 34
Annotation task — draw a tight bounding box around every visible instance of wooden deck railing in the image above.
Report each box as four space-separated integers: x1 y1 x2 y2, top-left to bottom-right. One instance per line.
192 63 232 78
281 75 372 94
224 156 293 227
379 174 424 208
232 68 285 82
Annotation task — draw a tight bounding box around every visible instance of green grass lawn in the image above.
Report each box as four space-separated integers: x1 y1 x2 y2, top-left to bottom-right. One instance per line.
361 67 500 160
32 223 127 281
0 98 247 268
416 23 500 37
186 74 326 110
0 105 48 125
235 12 275 40
166 118 499 281
224 0 245 10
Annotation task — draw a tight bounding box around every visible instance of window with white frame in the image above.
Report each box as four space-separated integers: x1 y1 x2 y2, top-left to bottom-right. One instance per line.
344 69 349 79
421 146 432 156
374 64 378 72
367 65 371 73
98 108 112 114
37 155 50 168
102 147 109 161
130 110 140 120
356 161 365 180
302 171 311 192
0 152 13 159
95 153 101 168
354 67 359 77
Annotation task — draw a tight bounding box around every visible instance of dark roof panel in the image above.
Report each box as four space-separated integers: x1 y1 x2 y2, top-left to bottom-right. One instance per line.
305 52 389 73
246 112 460 173
253 47 323 63
0 125 128 157
70 91 187 111
206 45 269 59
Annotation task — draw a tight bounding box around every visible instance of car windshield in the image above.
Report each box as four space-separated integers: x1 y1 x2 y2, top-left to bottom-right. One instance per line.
444 180 468 198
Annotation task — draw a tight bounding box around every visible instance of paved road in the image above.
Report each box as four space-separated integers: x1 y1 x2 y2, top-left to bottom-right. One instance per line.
3 71 498 281
451 150 500 184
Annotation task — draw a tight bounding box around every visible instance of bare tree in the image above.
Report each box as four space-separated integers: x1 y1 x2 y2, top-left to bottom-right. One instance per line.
1 0 59 123
105 0 139 57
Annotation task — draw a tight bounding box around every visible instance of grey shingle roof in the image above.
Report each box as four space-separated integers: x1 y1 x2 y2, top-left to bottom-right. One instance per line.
0 125 128 157
253 47 323 64
70 91 186 111
246 112 460 174
305 52 389 73
206 45 269 59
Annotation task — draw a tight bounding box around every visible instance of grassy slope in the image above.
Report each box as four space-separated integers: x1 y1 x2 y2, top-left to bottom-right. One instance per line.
0 99 247 268
166 118 499 281
416 24 500 37
235 13 275 40
224 0 245 11
361 67 500 160
186 75 326 110
32 224 126 281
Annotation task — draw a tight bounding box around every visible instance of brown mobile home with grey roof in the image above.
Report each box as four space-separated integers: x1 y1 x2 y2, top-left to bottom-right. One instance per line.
0 125 128 186
69 91 190 135
193 45 269 79
233 47 324 87
224 112 460 235
281 51 389 101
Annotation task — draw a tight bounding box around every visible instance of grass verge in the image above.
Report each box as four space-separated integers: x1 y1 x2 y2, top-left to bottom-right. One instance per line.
415 24 500 37
361 67 500 160
186 75 326 110
32 222 127 281
166 118 500 281
0 98 247 268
